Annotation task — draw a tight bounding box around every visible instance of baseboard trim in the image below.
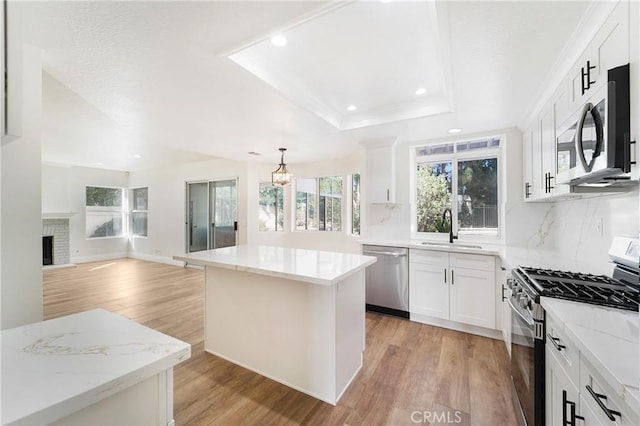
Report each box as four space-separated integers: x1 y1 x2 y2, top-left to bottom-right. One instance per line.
71 252 129 264
410 313 503 340
127 252 185 267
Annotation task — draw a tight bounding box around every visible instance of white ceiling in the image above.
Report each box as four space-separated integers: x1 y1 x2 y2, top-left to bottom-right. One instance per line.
18 0 591 172
229 1 453 130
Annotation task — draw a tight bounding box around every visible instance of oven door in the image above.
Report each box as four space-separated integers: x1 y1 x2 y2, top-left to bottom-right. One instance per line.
510 297 544 426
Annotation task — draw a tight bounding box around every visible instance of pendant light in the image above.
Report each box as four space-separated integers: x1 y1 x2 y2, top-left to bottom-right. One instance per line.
271 148 292 186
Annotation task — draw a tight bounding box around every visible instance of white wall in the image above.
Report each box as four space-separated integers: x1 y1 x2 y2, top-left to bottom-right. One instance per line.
42 163 71 213
127 158 248 264
42 164 129 263
1 2 43 329
246 150 365 254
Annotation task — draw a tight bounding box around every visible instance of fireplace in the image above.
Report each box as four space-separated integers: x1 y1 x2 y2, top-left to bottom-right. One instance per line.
42 217 70 266
43 236 54 266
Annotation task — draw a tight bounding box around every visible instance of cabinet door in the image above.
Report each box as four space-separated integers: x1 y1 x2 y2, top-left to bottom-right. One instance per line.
409 262 449 320
540 105 555 198
500 274 511 355
546 347 580 426
523 128 539 201
591 1 629 91
449 267 495 329
568 47 592 111
366 145 395 203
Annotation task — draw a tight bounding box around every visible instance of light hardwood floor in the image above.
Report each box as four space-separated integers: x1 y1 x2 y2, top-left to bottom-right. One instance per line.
43 258 518 426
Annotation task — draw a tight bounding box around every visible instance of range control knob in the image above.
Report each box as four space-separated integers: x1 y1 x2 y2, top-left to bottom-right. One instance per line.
520 296 528 309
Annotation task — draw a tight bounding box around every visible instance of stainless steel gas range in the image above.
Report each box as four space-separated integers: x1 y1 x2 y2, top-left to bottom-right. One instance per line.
508 237 639 426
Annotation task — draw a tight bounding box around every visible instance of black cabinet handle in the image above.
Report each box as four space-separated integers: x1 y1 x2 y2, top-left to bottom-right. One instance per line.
525 182 531 198
501 284 506 302
386 189 390 201
563 390 584 426
581 61 596 95
547 333 566 351
444 268 447 284
585 385 621 421
451 269 454 285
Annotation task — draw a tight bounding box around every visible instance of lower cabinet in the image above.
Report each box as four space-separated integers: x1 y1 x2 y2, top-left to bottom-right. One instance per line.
409 249 495 330
498 265 511 355
545 310 639 426
546 345 580 426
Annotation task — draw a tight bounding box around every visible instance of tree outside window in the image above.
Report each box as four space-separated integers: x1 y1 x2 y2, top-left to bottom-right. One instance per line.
351 173 360 236
86 186 125 238
259 183 284 231
131 187 148 237
414 137 500 237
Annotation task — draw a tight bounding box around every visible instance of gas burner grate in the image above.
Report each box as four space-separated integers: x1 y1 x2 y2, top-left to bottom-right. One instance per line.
517 266 639 312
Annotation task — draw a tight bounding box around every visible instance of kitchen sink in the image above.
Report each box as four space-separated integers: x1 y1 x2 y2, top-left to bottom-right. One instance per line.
420 242 483 249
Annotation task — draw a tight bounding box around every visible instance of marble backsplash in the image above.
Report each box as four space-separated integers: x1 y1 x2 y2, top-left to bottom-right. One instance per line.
364 187 639 275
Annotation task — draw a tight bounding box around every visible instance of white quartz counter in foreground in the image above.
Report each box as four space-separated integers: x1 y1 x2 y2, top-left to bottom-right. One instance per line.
173 245 376 285
540 298 639 410
1 309 191 425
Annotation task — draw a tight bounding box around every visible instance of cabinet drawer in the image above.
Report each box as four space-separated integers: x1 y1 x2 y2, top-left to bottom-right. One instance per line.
546 314 579 385
410 249 449 266
449 253 495 271
579 354 639 426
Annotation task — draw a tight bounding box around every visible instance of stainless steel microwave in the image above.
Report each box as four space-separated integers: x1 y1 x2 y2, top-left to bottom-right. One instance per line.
556 64 632 187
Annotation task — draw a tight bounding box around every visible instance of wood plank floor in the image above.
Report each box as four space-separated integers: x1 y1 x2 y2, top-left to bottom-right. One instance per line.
43 258 518 425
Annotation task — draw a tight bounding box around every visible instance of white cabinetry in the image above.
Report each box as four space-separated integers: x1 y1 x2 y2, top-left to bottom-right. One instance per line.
579 355 639 426
569 1 629 111
545 308 639 426
523 0 631 202
498 266 511 355
361 138 397 203
545 312 581 426
409 250 495 331
523 88 573 202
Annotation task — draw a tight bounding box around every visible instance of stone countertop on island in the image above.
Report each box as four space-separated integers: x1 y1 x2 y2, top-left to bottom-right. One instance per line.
1 309 191 425
173 245 377 286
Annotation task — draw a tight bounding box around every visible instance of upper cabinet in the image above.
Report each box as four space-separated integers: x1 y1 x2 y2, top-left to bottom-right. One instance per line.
523 88 573 202
361 138 397 203
523 0 631 202
568 1 629 111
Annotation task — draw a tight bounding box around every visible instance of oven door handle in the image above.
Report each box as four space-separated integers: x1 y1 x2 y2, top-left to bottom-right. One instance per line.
507 297 534 327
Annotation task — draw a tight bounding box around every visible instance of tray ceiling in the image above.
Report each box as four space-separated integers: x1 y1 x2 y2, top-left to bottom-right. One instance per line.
228 1 453 130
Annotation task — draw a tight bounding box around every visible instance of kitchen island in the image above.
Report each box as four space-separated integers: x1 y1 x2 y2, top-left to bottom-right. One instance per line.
1 309 191 425
173 245 376 405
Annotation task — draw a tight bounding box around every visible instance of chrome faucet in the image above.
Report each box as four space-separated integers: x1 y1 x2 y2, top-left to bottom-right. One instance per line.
442 208 458 244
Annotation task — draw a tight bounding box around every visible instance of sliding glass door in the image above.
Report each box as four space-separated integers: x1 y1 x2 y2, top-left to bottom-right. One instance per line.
210 180 237 249
186 179 238 253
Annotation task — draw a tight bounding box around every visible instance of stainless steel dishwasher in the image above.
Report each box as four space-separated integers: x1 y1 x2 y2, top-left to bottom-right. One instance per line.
362 245 409 318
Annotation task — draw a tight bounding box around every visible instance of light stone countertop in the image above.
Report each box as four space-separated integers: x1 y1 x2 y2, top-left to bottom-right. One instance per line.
173 245 377 286
1 309 191 425
540 297 639 411
359 239 616 276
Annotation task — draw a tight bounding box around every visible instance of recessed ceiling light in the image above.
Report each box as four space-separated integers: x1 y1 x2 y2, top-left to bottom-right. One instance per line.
347 105 357 112
448 128 462 134
248 151 261 156
271 34 287 47
96 162 104 166
133 154 142 159
415 87 427 96
380 0 393 3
